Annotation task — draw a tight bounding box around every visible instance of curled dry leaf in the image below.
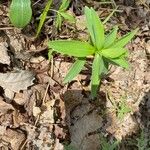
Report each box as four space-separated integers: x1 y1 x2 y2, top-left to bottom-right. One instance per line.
0 42 10 65
0 70 35 98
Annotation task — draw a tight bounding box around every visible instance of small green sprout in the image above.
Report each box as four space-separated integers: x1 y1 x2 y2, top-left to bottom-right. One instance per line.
48 6 138 98
55 0 75 30
117 98 132 120
99 135 120 150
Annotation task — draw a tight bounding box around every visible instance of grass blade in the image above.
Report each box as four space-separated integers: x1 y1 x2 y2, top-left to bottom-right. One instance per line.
85 6 104 50
102 7 118 24
112 28 139 48
60 12 75 23
59 0 70 11
64 58 86 83
103 26 118 48
101 48 127 58
48 40 95 57
36 0 52 37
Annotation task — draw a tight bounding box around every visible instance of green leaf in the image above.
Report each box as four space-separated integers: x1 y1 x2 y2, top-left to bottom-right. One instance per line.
104 26 118 48
64 58 86 83
102 7 118 24
59 0 70 11
36 0 52 37
84 6 104 50
101 48 127 58
112 28 139 48
9 0 32 28
91 53 102 98
60 12 75 23
55 13 63 30
48 40 95 57
109 57 129 69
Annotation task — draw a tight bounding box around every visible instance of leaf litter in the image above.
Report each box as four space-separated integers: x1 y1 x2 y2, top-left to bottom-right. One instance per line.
0 1 150 150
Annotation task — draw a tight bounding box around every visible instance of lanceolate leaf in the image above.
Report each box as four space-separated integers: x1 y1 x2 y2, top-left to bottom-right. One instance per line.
48 40 95 57
101 48 127 58
112 28 139 48
64 58 86 83
110 57 129 69
9 0 32 28
91 53 101 98
104 26 118 48
36 0 52 37
85 6 104 50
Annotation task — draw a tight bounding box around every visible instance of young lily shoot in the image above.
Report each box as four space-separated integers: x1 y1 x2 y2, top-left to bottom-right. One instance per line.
48 6 138 98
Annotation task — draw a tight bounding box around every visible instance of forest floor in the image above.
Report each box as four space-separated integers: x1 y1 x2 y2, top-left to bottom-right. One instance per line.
0 0 150 150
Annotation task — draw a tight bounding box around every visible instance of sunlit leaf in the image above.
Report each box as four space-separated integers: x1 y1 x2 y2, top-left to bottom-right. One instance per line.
109 57 129 69
85 6 104 50
9 0 32 28
101 48 127 58
91 53 102 98
48 40 95 57
112 28 139 48
64 58 86 83
60 12 75 23
36 0 52 37
104 26 118 48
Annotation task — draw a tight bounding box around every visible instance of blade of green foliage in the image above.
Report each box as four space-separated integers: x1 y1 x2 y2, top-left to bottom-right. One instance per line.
9 0 32 28
102 7 118 24
103 26 118 48
36 0 52 37
101 48 127 58
64 58 86 83
84 6 104 50
91 53 102 98
112 28 139 48
60 12 75 23
55 13 63 30
59 0 70 11
48 40 95 57
109 57 129 69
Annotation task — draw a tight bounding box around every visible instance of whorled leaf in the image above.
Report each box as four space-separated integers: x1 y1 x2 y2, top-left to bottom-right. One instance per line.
48 40 95 57
101 48 127 58
104 26 118 48
112 28 139 48
64 58 86 83
85 6 104 50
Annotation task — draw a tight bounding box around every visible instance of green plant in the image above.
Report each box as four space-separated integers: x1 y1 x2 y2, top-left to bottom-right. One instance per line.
99 135 120 150
48 6 138 98
54 0 75 30
9 0 32 28
36 0 52 37
117 98 132 120
136 130 150 150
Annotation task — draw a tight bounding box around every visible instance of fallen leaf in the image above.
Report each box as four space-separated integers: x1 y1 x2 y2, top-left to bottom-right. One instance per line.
0 42 10 65
0 70 35 98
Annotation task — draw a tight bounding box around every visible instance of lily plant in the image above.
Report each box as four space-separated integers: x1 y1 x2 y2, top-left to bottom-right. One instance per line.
48 6 138 98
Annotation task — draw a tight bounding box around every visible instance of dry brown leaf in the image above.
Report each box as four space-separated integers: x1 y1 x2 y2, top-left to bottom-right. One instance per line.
0 97 14 114
0 70 35 98
0 42 10 65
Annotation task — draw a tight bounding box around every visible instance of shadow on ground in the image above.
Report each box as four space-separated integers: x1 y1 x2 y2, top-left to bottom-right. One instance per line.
61 89 150 150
